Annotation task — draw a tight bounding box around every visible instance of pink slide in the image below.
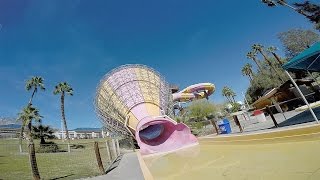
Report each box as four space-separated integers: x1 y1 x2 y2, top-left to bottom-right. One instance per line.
136 116 198 155
95 65 213 155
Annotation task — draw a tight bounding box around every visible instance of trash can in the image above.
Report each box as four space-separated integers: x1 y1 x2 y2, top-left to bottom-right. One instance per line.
253 110 267 122
217 119 231 134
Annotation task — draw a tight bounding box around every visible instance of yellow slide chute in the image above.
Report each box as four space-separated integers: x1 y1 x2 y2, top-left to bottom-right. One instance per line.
172 83 215 102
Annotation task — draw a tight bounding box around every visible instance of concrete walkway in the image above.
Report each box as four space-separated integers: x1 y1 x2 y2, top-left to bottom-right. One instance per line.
88 152 144 180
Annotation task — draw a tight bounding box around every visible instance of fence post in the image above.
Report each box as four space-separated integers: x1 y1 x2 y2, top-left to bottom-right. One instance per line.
111 139 117 158
94 142 105 175
114 139 118 156
130 137 135 152
116 139 120 156
67 143 71 153
105 141 112 163
266 106 279 128
209 119 219 135
19 144 23 153
233 115 243 133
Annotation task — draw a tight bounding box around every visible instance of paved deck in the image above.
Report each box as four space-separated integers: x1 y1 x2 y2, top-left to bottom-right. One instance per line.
227 108 320 133
88 152 144 180
88 108 320 180
143 124 320 180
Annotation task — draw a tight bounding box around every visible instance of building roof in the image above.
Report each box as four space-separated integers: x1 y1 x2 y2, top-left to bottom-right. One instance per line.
0 124 21 129
283 42 320 72
252 88 278 106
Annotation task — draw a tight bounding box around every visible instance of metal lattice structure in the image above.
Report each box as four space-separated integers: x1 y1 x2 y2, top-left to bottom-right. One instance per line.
95 64 173 137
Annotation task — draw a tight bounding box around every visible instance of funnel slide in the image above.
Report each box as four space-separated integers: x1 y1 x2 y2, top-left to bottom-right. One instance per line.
95 64 198 155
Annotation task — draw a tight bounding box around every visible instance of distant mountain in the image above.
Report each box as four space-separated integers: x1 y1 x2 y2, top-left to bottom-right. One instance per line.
0 117 18 125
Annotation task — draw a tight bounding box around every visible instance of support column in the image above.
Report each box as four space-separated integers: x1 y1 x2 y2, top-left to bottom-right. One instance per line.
266 106 279 128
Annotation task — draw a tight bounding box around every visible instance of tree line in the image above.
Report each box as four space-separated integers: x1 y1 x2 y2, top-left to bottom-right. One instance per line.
241 28 320 104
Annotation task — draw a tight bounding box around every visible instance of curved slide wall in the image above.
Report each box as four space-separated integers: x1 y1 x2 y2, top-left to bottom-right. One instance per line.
172 83 215 102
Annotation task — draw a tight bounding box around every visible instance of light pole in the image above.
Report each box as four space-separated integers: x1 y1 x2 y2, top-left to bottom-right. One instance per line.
242 92 250 109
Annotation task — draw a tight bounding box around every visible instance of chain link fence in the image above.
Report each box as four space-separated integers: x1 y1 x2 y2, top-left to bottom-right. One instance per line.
0 137 135 180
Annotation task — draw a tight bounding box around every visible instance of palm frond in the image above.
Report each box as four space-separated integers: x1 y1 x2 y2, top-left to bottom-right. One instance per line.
25 76 45 92
17 105 42 129
53 82 74 96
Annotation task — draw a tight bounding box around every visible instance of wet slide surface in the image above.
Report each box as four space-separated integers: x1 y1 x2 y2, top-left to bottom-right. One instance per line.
141 124 320 180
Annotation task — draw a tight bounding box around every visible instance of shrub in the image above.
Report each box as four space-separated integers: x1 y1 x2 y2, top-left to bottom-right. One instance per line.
36 142 64 153
70 144 85 149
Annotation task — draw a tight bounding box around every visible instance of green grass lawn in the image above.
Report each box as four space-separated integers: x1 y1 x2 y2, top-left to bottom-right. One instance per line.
0 138 114 180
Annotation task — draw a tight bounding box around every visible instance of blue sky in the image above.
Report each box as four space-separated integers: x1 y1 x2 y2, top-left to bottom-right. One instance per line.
0 0 315 129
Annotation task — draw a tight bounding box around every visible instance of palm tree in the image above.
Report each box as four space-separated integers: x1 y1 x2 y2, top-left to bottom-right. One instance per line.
229 89 236 103
222 86 236 103
252 44 284 82
241 63 254 81
262 1 320 30
252 44 268 61
17 105 42 180
261 0 308 16
20 76 45 152
266 46 283 65
53 82 73 142
294 2 320 30
222 86 231 103
25 76 45 105
246 51 263 72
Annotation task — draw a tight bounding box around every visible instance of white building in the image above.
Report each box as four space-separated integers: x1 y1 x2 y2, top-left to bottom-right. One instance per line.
54 128 107 139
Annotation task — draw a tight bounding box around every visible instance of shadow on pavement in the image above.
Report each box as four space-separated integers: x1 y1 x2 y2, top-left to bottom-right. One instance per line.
277 107 320 127
105 155 123 174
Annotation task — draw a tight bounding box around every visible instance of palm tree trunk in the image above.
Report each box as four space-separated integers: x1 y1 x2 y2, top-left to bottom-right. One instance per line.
268 61 285 83
252 58 263 72
61 92 70 142
259 50 285 82
27 121 41 180
28 88 37 105
282 2 308 16
224 96 230 103
272 52 283 65
29 143 40 180
259 50 270 64
232 96 236 103
19 125 24 153
22 95 34 151
248 75 253 82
